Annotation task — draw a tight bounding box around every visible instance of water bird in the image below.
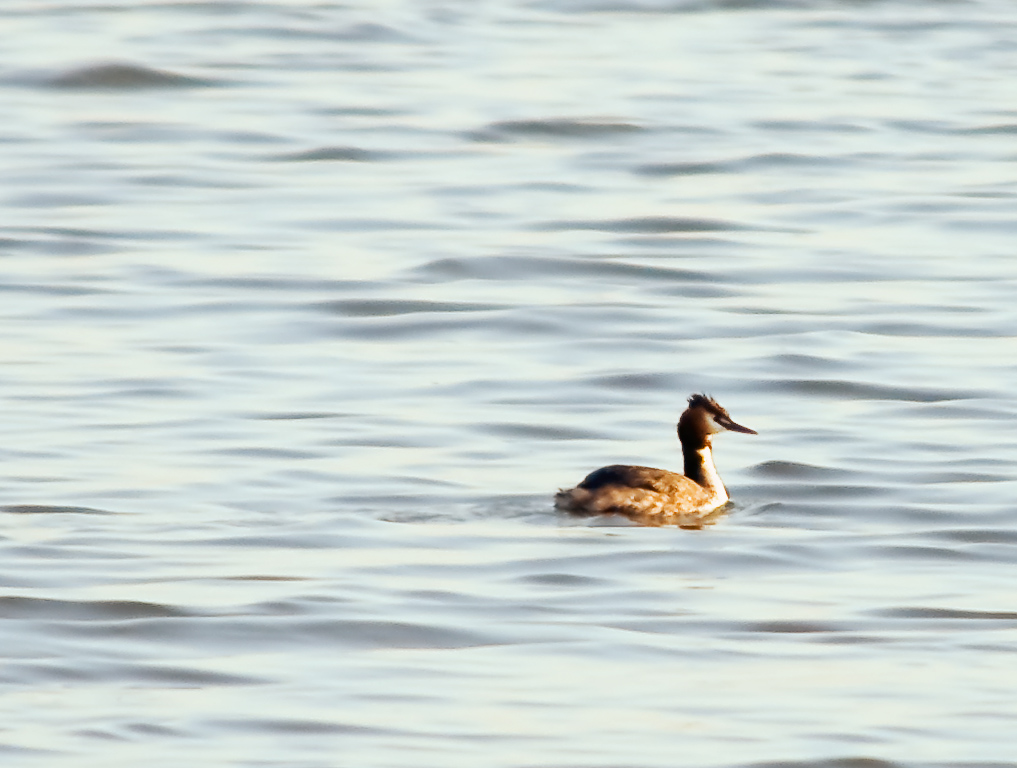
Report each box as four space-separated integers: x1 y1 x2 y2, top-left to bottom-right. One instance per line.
555 394 756 523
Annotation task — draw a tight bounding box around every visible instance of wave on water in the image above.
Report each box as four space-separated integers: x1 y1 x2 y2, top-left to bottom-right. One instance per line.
0 504 116 515
468 117 644 142
539 215 747 233
269 147 389 163
45 62 215 90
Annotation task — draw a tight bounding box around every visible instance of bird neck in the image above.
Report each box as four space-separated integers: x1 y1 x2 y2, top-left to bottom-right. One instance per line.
682 438 726 495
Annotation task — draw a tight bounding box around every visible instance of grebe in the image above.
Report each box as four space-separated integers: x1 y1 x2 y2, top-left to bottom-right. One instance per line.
555 394 756 522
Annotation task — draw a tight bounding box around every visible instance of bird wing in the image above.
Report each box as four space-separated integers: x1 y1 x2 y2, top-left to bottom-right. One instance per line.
578 464 698 494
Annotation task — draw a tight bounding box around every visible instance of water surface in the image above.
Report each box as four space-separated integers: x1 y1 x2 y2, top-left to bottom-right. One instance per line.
2 1 1017 766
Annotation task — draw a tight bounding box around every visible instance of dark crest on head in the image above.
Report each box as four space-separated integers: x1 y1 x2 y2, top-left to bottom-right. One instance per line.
687 393 726 417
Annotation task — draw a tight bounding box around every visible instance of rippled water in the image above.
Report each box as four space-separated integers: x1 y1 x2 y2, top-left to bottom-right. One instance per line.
3 1 1017 765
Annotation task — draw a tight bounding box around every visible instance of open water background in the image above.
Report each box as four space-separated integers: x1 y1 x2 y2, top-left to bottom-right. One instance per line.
3 1 1017 766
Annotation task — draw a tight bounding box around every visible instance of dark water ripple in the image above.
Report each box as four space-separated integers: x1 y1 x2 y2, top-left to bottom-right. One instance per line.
541 215 747 232
270 146 391 163
469 118 645 142
0 596 189 620
637 151 861 177
44 62 216 90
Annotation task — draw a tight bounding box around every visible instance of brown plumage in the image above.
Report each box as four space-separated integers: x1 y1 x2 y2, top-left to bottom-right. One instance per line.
555 394 756 525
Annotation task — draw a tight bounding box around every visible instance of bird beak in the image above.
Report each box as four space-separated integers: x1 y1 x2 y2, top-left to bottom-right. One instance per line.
717 416 757 435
